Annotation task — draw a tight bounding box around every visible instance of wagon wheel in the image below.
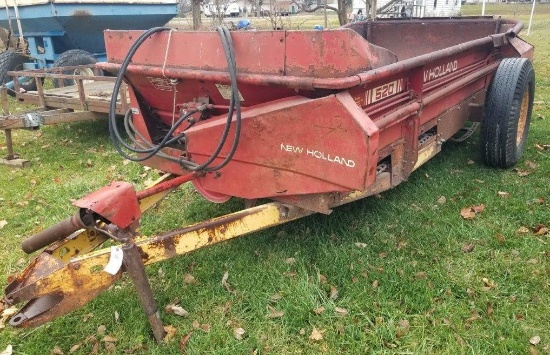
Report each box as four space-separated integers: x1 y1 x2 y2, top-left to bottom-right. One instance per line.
0 50 38 95
480 58 535 168
52 49 102 88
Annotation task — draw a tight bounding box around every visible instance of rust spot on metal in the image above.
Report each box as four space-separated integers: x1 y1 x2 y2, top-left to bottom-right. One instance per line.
137 246 150 262
72 10 92 17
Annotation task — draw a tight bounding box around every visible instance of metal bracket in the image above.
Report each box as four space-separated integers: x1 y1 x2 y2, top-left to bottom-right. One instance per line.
24 112 43 129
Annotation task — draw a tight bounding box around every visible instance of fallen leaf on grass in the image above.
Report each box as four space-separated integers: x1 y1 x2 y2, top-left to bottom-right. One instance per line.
0 220 7 229
533 225 549 236
221 271 233 293
329 285 339 300
267 305 284 318
497 191 510 198
517 226 530 234
396 240 408 250
283 270 297 278
183 273 197 284
481 277 496 291
462 243 475 253
69 343 81 353
396 319 410 338
233 327 245 340
318 274 327 284
179 333 192 352
530 335 541 345
97 324 106 335
50 346 63 355
415 271 427 280
437 196 447 204
103 335 118 343
309 327 324 341
85 336 99 355
165 304 189 317
461 205 485 220
334 307 348 316
487 304 494 317
269 293 282 303
372 280 379 288
466 310 482 323
534 143 550 151
355 242 367 248
163 325 177 342
0 307 18 329
1 345 12 355
313 306 325 315
525 161 538 170
284 257 296 264
515 169 531 177
533 197 545 205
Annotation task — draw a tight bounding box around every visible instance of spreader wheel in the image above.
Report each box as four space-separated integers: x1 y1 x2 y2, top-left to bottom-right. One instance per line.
481 58 535 168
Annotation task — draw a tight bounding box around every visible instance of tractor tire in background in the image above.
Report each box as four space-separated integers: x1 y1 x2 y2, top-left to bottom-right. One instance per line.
52 49 101 88
480 58 535 169
0 50 38 94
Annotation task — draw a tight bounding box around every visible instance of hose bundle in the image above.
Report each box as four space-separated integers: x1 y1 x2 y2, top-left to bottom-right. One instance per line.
108 26 242 172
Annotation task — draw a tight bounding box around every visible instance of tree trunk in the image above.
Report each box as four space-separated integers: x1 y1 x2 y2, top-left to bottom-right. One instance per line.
370 0 377 19
337 0 346 25
192 0 202 30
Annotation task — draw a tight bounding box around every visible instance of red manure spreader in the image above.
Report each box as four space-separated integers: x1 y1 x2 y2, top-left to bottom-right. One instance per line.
2 17 535 340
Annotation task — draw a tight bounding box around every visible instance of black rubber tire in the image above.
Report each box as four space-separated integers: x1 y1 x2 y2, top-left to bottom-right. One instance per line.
481 58 535 168
0 50 38 94
52 49 100 88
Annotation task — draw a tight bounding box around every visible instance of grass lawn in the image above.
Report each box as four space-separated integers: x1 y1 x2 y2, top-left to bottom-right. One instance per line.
1 5 549 354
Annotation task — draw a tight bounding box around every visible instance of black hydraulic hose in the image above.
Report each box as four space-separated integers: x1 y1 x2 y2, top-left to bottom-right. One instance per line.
108 25 242 171
108 27 173 157
203 26 242 172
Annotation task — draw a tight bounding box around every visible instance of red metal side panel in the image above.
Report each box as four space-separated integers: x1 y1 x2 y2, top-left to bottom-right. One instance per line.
104 29 396 79
184 93 378 199
369 20 498 61
284 30 397 77
105 30 287 75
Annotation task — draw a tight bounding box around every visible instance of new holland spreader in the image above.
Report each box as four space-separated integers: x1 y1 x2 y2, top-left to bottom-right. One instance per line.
2 17 535 341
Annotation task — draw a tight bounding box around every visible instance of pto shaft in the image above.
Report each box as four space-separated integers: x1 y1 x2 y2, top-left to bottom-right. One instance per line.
21 210 93 254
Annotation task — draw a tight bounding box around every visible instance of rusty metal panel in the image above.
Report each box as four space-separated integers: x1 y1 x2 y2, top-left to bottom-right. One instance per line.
105 29 397 80
185 94 376 199
105 30 286 75
73 181 141 229
369 19 498 61
284 30 397 78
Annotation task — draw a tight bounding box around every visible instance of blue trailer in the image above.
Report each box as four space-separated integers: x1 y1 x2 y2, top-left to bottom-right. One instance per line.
0 0 179 91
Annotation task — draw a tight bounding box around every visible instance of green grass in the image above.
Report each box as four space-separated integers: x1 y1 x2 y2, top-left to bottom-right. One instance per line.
1 6 550 354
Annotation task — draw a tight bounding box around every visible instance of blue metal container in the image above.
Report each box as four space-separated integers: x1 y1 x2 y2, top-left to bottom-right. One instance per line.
0 1 179 68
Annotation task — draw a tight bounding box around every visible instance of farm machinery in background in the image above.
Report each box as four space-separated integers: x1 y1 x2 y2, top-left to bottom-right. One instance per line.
1 17 534 342
0 0 179 93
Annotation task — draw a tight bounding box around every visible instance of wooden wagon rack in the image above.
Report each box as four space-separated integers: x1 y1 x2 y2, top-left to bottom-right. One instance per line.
0 65 129 167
